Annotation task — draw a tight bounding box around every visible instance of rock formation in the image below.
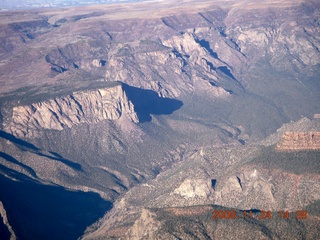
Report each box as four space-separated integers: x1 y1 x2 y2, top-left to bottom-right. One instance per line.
0 0 320 239
276 132 320 151
4 83 139 138
0 201 16 240
173 178 213 199
125 209 161 240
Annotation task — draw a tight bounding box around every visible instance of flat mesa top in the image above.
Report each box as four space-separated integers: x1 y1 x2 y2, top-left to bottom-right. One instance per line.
0 0 305 24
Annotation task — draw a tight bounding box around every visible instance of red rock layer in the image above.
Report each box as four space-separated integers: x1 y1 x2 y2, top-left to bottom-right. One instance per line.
276 132 320 151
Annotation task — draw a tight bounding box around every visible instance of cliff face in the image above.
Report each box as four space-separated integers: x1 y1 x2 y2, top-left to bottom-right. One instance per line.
1 1 320 239
5 84 139 138
0 201 16 240
276 132 320 151
104 30 234 99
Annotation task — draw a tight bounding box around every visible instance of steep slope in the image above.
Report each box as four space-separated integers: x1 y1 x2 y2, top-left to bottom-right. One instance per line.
0 0 319 239
1 0 319 140
83 117 320 239
123 205 320 240
4 82 139 138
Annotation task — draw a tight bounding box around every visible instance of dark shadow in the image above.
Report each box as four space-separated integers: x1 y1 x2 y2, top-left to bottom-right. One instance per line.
226 89 234 94
196 39 240 83
53 18 67 28
0 214 11 240
45 55 69 74
26 33 34 39
71 12 105 22
49 151 64 159
122 84 183 123
211 179 217 189
0 130 39 151
37 152 82 171
209 81 217 87
50 66 68 73
0 131 82 171
161 17 178 31
0 165 112 240
198 12 213 24
197 39 218 59
244 209 261 213
236 176 243 189
172 49 188 67
217 27 227 37
100 60 106 66
218 66 236 80
0 152 37 178
201 58 215 71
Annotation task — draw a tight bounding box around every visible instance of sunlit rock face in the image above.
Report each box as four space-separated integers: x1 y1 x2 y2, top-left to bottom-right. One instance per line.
276 132 320 151
173 178 213 199
5 84 139 138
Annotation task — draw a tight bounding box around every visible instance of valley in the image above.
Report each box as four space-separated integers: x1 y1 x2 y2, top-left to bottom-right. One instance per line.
0 0 319 239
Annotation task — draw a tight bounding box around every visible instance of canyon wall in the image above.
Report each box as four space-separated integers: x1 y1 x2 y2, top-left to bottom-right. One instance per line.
4 84 139 138
276 132 320 151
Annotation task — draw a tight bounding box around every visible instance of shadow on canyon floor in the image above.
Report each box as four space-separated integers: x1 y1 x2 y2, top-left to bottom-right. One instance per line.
0 130 82 171
0 165 112 240
122 83 183 123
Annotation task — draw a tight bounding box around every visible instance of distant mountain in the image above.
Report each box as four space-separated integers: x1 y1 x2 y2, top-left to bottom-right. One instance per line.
0 0 145 10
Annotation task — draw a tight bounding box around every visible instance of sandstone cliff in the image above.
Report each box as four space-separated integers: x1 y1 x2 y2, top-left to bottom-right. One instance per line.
4 84 139 138
276 132 320 151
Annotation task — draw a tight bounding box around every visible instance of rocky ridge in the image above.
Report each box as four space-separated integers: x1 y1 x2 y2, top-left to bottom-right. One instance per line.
0 201 16 240
83 118 320 239
4 83 139 138
276 132 320 151
0 0 320 239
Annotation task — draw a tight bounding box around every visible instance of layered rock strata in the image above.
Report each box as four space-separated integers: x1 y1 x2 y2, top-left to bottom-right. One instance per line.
276 132 320 151
5 84 139 138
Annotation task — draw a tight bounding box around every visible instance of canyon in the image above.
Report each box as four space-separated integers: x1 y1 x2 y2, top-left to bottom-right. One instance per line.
0 0 319 239
5 83 139 138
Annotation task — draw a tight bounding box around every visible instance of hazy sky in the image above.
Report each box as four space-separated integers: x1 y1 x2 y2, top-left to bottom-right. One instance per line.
0 0 146 9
